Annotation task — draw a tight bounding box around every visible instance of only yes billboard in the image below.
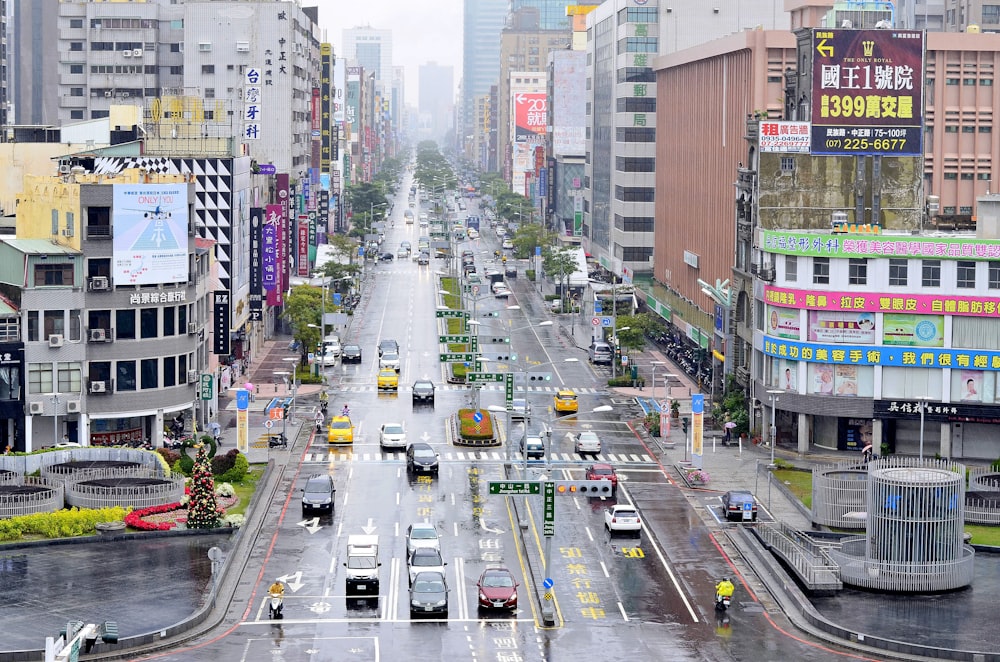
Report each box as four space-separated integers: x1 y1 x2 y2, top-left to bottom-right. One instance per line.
811 29 924 156
113 184 189 285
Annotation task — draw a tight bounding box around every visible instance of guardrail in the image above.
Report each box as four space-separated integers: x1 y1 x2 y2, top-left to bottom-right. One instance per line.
811 463 868 529
830 536 976 592
0 477 64 518
0 447 162 476
65 476 185 510
969 466 1000 492
43 464 163 485
965 497 1000 525
755 521 842 592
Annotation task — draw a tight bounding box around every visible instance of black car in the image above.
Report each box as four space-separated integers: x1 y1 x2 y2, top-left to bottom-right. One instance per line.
341 344 362 363
412 380 436 405
379 252 394 262
406 443 440 475
505 266 517 279
720 490 758 521
300 474 336 515
409 571 448 618
378 339 399 357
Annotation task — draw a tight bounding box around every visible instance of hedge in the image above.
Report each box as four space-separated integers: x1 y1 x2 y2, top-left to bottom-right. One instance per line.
457 409 494 440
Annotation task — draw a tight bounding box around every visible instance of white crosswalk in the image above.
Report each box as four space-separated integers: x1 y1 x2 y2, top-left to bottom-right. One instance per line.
334 384 603 395
301 449 655 465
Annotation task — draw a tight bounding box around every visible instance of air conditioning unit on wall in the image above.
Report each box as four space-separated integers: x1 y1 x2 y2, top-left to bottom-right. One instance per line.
48 334 64 348
28 402 44 415
67 400 81 413
90 381 107 394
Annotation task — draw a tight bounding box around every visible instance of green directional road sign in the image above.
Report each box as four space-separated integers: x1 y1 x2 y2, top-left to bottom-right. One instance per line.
543 481 555 537
505 373 514 407
438 335 470 343
488 481 541 495
440 353 475 362
470 336 479 353
467 372 505 383
435 310 466 319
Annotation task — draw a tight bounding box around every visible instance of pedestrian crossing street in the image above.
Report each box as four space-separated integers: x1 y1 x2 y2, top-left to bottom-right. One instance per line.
336 384 603 395
301 449 656 465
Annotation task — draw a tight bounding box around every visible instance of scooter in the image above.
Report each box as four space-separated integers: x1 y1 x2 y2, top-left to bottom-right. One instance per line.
268 433 288 449
715 593 731 612
268 592 284 619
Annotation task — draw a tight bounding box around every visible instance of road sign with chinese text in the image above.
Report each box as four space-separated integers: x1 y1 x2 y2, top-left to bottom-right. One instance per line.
543 481 555 536
488 481 541 495
467 372 505 383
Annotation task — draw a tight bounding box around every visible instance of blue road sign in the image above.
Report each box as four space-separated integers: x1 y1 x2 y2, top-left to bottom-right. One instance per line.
333 293 342 305
235 389 250 411
358 246 364 257
535 246 542 256
543 578 553 589
601 317 613 327
473 411 484 423
594 302 602 314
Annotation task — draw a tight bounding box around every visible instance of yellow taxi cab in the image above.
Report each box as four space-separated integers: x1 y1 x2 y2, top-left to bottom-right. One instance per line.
553 389 578 414
327 416 354 444
377 368 399 391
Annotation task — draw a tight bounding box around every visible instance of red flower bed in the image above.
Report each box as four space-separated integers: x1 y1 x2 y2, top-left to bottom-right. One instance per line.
125 503 182 531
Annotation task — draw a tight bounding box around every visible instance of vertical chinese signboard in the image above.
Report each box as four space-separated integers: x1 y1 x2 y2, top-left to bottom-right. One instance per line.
810 29 924 156
276 173 289 306
249 207 263 321
263 204 280 300
213 290 231 356
244 67 262 141
514 93 547 143
297 215 309 276
691 393 704 469
321 43 332 173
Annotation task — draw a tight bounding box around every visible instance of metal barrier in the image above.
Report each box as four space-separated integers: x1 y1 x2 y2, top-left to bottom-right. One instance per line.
969 466 1000 492
65 476 185 510
811 463 868 529
0 477 64 518
0 447 163 477
829 536 976 592
964 497 1000 525
755 521 842 592
42 464 161 485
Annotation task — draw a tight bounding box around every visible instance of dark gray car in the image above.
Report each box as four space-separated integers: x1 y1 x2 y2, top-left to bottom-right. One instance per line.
342 344 362 363
409 571 448 618
406 443 439 475
301 474 335 515
412 380 435 405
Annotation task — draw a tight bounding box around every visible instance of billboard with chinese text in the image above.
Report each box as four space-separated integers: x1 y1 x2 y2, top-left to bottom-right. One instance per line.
513 93 547 144
112 184 189 286
759 121 811 153
811 29 924 156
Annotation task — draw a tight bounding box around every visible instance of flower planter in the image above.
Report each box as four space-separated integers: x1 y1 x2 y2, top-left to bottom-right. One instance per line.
96 521 126 535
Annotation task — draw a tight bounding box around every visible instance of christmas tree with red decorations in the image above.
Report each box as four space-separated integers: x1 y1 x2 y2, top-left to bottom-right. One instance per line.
186 443 221 529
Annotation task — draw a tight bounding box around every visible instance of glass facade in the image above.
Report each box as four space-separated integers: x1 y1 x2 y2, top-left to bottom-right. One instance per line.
589 14 614 249
510 0 573 30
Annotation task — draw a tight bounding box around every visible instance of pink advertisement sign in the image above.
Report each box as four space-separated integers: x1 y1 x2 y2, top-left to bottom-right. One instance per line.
765 285 1000 318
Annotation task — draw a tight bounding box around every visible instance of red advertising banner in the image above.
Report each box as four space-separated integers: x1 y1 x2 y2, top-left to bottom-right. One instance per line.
810 29 923 156
514 93 547 144
297 216 309 277
312 87 321 132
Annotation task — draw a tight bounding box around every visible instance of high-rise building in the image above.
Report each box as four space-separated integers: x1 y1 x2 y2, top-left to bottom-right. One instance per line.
0 0 7 133
462 0 506 164
510 0 575 30
341 26 393 83
11 0 59 126
418 62 454 144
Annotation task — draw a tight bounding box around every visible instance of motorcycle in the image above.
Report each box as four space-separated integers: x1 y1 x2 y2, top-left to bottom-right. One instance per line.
715 593 732 612
268 592 284 619
268 433 288 449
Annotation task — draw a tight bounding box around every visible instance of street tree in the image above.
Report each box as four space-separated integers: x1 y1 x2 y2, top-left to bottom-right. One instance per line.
510 223 556 260
282 284 329 364
614 313 657 353
542 246 578 309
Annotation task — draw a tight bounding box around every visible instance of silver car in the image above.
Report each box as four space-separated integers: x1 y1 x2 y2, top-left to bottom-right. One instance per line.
574 431 602 456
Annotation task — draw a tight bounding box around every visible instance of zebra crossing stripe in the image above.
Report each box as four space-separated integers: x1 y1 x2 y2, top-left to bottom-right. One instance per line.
301 450 656 465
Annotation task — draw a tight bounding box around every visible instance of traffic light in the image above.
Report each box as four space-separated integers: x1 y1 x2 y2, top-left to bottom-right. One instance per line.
486 337 510 344
681 417 689 433
526 372 552 382
555 480 615 496
482 311 500 318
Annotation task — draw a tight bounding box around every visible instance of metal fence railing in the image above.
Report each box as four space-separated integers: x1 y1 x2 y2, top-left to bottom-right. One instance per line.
811 463 868 529
0 477 64 518
65 476 185 510
42 464 162 485
756 521 842 591
968 466 1000 492
830 536 976 592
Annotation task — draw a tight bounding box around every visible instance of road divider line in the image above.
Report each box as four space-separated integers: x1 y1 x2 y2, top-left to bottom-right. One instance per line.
455 556 469 620
617 601 629 622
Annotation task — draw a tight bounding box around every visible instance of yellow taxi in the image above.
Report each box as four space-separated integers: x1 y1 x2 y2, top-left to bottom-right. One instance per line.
327 416 354 444
553 389 578 414
377 368 399 391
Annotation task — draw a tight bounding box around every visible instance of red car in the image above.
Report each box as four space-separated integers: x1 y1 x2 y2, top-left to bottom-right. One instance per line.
476 567 519 611
585 463 618 493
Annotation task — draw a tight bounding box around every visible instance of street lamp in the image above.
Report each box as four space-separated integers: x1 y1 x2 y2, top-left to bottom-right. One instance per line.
916 395 933 460
766 389 783 468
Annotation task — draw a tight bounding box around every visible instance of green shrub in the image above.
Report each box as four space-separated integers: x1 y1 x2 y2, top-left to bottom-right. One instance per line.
172 455 194 476
156 447 180 468
0 507 128 542
607 376 644 387
220 451 249 483
525 269 536 281
457 409 494 440
211 448 238 477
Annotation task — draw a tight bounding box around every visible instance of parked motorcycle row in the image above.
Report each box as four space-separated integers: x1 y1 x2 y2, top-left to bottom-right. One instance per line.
645 328 713 385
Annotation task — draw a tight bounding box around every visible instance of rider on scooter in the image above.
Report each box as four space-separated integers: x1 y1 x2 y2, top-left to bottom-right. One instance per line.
715 576 735 603
269 579 286 598
342 403 350 417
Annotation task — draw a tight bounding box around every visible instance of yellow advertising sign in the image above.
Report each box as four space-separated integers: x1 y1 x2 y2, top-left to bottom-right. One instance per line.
692 412 704 456
237 409 248 454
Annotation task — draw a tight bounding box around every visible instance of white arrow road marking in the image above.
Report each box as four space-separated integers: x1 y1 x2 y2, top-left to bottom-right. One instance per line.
361 518 376 535
298 517 322 534
277 570 304 592
420 431 430 442
479 519 505 534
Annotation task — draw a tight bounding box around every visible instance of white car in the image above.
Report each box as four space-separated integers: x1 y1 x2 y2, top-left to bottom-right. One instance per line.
407 547 447 585
406 522 441 557
502 239 514 250
496 227 506 238
493 285 511 299
379 351 401 372
605 505 642 533
574 431 602 456
468 229 480 239
379 423 407 450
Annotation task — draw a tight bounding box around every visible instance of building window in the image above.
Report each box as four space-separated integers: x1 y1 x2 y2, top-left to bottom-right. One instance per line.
70 42 83 52
0 366 21 401
946 78 960 85
616 97 656 112
115 310 135 339
34 263 73 286
205 88 215 99
164 357 177 388
619 37 658 53
780 157 795 173
962 125 976 133
615 128 655 142
70 64 83 74
70 19 83 28
70 88 84 97
785 255 797 282
70 111 84 120
944 126 959 134
848 258 868 285
813 257 830 284
163 306 175 337
922 259 941 287
117 361 136 392
957 260 976 288
889 259 908 286
989 262 1000 289
28 364 53 395
617 67 655 83
614 186 655 202
57 362 82 393
140 308 157 339
44 312 64 339
169 66 184 75
615 157 655 172
620 247 653 262
202 65 215 74
614 215 654 232
140 358 158 390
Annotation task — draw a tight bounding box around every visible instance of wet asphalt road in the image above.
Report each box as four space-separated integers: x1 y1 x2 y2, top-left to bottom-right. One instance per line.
10 180 1000 661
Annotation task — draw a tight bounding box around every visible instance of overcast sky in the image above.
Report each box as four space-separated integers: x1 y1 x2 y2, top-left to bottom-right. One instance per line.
320 1 463 107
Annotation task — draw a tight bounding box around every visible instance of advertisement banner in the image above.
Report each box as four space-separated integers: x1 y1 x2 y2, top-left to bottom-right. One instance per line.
213 290 231 356
249 207 263 319
513 93 547 143
761 230 1000 260
235 388 249 454
778 359 798 391
881 313 944 347
959 369 983 402
765 284 1000 319
876 399 1000 425
807 310 876 344
759 121 812 153
551 51 587 157
764 336 1000 371
837 417 872 452
766 305 801 339
691 394 704 469
275 174 289 306
112 184 189 285
262 205 281 291
811 29 924 156
321 44 332 172
297 218 309 277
